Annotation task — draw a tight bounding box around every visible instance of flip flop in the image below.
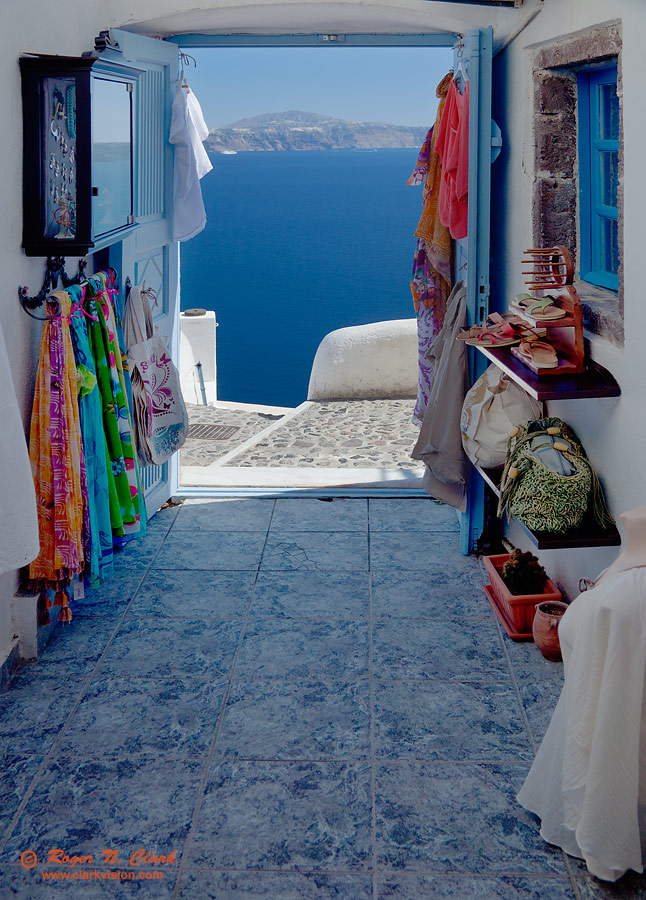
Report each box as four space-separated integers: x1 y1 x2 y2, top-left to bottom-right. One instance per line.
513 294 566 320
517 340 559 368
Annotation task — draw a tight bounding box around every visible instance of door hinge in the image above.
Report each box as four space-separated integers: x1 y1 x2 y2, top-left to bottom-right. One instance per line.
319 34 346 43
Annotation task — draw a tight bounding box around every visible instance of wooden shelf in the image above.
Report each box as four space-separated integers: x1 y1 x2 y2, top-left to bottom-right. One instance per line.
476 344 621 401
473 464 621 550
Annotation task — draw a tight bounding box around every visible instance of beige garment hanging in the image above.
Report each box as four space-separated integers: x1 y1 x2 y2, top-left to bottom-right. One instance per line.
412 280 469 510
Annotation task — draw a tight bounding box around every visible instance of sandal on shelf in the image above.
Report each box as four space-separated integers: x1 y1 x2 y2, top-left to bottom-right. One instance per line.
456 313 543 347
517 340 559 368
512 293 566 320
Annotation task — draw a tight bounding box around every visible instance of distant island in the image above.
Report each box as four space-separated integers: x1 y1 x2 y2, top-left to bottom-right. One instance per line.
204 110 427 153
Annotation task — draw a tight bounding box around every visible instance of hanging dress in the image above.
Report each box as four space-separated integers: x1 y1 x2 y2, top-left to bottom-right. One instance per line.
67 283 114 584
28 290 87 594
84 272 146 542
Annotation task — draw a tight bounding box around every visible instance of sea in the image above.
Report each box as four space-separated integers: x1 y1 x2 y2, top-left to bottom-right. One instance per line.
179 148 422 409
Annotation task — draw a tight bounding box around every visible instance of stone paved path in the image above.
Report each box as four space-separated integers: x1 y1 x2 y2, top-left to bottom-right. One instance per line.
223 399 424 469
181 403 288 468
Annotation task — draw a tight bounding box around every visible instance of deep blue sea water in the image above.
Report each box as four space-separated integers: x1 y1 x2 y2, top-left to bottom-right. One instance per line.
180 149 421 408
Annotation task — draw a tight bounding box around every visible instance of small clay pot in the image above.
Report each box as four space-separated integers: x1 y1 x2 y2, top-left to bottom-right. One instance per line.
532 600 569 662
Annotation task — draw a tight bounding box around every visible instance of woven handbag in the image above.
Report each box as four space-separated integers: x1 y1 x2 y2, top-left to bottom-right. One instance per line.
497 417 613 534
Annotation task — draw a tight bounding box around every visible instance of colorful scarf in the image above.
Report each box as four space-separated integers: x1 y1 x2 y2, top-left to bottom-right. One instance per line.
411 71 453 288
68 284 114 585
84 272 146 541
29 291 86 601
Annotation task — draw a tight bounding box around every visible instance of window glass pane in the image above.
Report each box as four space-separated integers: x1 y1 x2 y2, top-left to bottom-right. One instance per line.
598 81 619 140
598 216 619 275
598 150 619 208
91 78 133 237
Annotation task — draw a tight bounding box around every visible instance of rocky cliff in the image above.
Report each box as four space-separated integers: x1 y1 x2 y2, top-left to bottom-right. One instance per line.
204 110 427 153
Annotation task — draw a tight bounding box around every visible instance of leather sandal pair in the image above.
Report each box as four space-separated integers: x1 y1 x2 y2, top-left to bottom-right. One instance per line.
457 313 542 348
513 293 566 320
517 339 559 368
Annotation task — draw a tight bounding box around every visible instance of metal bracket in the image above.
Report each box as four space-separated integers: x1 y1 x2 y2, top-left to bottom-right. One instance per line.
18 256 87 316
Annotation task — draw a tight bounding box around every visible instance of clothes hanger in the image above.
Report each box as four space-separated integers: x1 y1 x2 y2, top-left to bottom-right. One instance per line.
453 40 468 93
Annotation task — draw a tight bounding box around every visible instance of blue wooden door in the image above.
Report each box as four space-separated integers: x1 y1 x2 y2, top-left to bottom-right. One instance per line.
99 30 180 517
457 27 494 554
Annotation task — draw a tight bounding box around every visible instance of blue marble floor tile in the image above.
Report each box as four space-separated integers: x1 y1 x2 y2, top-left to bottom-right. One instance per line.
378 874 576 899
0 673 80 757
96 618 241 678
75 571 145 617
261 531 369 572
517 682 561 747
371 570 492 623
153 531 266 571
235 621 369 680
252 572 369 621
129 570 255 619
370 499 460 533
372 618 509 681
370 532 480 572
213 678 371 760
33 616 117 671
145 504 180 534
0 753 43 821
186 760 372 870
376 761 566 874
178 870 373 899
56 674 228 758
0 865 176 898
270 499 368 532
175 498 274 532
576 872 646 898
504 637 565 686
374 680 532 761
111 533 166 569
2 756 202 863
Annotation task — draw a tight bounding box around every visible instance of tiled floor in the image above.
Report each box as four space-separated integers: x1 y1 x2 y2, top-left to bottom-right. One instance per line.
0 498 643 898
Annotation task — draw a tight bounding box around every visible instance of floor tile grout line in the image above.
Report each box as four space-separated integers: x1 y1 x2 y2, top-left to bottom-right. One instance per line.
0 540 165 856
170 499 276 899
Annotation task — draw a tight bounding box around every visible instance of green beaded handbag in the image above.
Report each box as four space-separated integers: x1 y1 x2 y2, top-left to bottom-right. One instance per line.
497 417 613 534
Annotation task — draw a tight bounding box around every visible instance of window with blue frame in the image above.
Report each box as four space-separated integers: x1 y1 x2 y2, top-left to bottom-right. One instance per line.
577 64 620 291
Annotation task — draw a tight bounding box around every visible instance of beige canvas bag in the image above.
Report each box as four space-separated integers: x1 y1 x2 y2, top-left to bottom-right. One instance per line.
460 364 542 469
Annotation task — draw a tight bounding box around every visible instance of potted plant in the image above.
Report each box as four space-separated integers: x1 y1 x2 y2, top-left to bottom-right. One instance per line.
483 548 562 640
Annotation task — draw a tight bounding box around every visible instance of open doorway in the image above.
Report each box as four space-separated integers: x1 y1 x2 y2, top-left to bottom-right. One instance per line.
176 43 453 492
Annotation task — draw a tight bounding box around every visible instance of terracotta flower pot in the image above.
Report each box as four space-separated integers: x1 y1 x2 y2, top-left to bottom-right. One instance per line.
532 600 569 662
483 553 562 640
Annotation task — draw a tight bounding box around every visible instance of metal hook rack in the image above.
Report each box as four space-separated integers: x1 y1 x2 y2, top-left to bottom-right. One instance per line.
18 256 87 320
179 50 197 68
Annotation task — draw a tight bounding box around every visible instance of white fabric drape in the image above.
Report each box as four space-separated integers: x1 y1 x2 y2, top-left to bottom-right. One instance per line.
0 321 39 574
518 568 646 881
169 76 213 242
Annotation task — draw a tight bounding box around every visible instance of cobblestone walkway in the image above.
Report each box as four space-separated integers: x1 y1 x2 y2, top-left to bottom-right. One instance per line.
223 400 423 470
181 403 288 468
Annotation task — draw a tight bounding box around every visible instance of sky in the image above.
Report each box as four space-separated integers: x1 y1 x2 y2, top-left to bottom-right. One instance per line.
182 47 454 130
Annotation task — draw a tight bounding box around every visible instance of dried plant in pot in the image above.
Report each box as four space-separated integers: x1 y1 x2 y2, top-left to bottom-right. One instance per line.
483 548 562 640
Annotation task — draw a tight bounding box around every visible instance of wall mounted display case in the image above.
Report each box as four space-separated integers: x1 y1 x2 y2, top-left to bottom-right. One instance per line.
19 54 142 257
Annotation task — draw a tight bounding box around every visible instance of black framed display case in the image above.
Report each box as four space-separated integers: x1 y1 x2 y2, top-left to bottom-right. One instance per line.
19 54 143 257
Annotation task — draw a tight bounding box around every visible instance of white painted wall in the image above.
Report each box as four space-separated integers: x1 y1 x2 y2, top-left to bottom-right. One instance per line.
179 310 217 405
491 0 646 597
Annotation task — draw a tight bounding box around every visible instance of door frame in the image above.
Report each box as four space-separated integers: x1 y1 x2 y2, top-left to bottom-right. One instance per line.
163 29 494 546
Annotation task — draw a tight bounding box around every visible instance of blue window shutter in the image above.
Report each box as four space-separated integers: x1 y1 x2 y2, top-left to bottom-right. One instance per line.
577 64 619 292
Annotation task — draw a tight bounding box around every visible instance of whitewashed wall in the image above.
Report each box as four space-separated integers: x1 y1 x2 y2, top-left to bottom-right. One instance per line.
491 0 646 597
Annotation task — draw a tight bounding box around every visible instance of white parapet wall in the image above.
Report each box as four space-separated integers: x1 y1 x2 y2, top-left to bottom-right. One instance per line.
308 319 418 401
180 309 217 406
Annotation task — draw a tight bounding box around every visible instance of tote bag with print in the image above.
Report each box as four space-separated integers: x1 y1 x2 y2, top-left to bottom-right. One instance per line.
123 284 188 466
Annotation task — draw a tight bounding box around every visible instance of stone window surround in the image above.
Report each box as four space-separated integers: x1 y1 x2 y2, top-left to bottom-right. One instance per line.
531 19 623 345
